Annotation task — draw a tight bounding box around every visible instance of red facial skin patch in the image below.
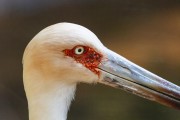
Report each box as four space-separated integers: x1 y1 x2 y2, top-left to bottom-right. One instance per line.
63 45 103 76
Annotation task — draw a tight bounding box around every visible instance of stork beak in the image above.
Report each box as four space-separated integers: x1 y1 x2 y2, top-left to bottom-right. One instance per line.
98 49 180 110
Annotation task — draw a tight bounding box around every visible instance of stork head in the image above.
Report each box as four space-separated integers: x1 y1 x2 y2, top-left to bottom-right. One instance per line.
23 23 180 111
23 23 105 84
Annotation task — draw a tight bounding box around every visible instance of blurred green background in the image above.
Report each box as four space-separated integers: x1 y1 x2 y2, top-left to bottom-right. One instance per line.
0 0 180 120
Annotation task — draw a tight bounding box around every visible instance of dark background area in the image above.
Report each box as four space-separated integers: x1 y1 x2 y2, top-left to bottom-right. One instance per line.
0 0 180 120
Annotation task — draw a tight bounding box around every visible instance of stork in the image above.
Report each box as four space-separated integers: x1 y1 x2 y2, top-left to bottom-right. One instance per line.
23 23 180 120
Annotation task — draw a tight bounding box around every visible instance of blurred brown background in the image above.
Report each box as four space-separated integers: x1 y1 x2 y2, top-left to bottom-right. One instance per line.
0 0 180 120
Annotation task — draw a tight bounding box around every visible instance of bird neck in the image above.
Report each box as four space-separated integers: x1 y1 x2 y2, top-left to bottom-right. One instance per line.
24 75 76 120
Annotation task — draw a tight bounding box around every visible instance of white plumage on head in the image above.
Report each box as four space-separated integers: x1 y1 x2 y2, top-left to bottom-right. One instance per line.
23 23 106 120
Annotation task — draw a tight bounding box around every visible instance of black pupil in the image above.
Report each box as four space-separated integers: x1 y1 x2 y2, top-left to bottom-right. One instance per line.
78 48 82 53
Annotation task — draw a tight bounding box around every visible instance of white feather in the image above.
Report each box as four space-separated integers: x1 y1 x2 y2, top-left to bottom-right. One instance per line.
23 22 106 120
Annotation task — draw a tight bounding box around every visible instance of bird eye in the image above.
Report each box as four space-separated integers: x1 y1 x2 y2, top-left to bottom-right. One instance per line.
74 46 85 55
